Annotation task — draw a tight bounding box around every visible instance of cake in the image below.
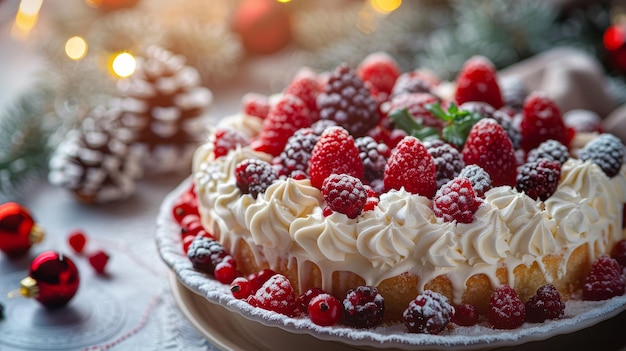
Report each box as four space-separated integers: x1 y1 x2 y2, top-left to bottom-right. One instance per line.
180 53 626 330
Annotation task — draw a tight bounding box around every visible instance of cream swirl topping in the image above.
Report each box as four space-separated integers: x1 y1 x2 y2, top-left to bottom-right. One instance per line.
457 203 511 266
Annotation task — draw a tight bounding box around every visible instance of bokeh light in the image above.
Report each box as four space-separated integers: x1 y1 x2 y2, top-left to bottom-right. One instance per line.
371 0 402 14
65 36 88 60
111 52 136 78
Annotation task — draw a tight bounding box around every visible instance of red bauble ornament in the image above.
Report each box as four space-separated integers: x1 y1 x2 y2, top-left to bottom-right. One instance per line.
16 251 80 309
604 24 626 74
232 0 292 55
0 202 45 258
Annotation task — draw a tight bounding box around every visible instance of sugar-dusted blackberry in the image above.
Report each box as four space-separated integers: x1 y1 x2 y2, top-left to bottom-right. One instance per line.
342 286 384 328
235 159 279 199
187 236 231 274
526 139 569 165
516 159 561 201
355 136 391 183
458 101 495 119
492 109 522 149
579 133 625 178
458 164 492 198
524 284 565 323
499 76 529 111
322 174 368 219
310 119 337 136
277 128 318 178
317 63 380 137
424 139 465 189
563 109 604 133
402 290 455 334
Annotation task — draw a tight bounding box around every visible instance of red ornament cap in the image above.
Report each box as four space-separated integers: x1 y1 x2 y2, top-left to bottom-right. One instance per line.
10 251 80 309
0 202 45 258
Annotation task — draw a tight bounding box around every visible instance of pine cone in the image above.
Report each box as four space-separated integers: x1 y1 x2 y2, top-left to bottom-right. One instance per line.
116 45 213 174
48 106 142 204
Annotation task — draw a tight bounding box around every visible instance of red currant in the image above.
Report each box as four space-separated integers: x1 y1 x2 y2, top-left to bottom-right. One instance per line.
230 277 253 299
296 287 325 314
181 214 203 233
68 230 87 254
452 304 479 326
214 256 237 284
308 293 342 327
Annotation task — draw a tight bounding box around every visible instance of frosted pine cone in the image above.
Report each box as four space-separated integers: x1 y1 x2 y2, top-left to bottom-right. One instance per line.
48 107 142 204
116 45 213 174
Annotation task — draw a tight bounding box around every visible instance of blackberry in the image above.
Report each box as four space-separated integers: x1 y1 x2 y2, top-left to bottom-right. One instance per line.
425 139 465 189
579 133 625 178
277 128 318 178
310 119 337 136
355 136 391 183
235 159 279 198
187 236 231 274
524 284 565 323
516 159 561 201
492 110 522 149
322 174 368 219
458 101 495 119
458 164 492 198
526 139 569 164
564 109 603 133
342 286 384 328
317 63 379 137
499 76 529 111
403 290 454 334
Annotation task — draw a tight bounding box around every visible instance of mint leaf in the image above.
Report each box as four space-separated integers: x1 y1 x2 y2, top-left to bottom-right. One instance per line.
389 108 440 141
425 103 484 148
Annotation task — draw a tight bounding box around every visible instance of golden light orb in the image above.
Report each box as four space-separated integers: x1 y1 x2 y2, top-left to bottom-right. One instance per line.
111 52 136 78
65 36 88 61
371 0 402 14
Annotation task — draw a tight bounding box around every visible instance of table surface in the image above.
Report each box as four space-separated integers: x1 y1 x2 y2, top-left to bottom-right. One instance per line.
2 2 626 350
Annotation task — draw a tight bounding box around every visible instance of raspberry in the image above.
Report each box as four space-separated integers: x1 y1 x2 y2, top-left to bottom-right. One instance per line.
563 109 604 134
383 136 437 198
342 286 385 328
452 304 479 326
488 285 525 329
308 293 342 327
425 139 465 189
88 250 110 275
356 52 401 99
386 92 444 129
250 273 297 316
187 236 231 275
460 102 521 148
235 159 278 199
241 92 270 119
520 92 568 152
454 56 504 109
68 230 87 254
611 239 626 266
579 133 625 178
458 164 492 198
309 126 364 189
248 268 277 292
317 63 380 137
355 136 391 183
582 255 626 301
462 118 517 187
516 159 561 201
251 94 311 156
276 128 318 178
499 76 529 111
284 68 322 122
296 287 326 314
230 277 253 299
524 284 565 323
403 290 455 334
391 69 440 97
321 174 368 219
363 185 380 211
526 139 570 165
433 177 482 223
213 127 249 159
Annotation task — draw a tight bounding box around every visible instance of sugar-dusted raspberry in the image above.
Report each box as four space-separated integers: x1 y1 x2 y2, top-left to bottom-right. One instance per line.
363 184 380 211
488 285 525 329
322 174 368 219
187 236 231 275
249 273 297 316
342 286 385 328
317 63 380 137
241 92 270 119
296 287 326 314
308 293 343 327
276 128 318 178
285 68 322 123
520 92 568 152
452 303 480 326
355 136 391 183
425 139 465 189
230 277 253 300
524 284 565 323
458 164 492 198
460 101 521 149
526 139 570 165
248 268 277 292
403 290 455 334
579 133 625 178
433 177 482 223
213 127 249 159
455 55 503 109
235 159 279 199
583 255 626 301
356 51 401 99
309 126 364 189
384 136 437 198
516 159 561 201
611 239 626 266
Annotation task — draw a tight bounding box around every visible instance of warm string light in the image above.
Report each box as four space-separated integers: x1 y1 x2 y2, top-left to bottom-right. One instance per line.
111 52 137 78
357 0 402 34
11 0 44 40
